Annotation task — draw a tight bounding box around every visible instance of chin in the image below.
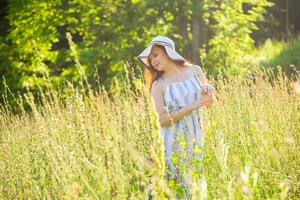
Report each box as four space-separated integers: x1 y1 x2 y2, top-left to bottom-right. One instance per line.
155 65 163 71
154 66 160 71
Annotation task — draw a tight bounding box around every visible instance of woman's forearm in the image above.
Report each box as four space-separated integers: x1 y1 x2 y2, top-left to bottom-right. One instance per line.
158 89 214 127
159 104 197 127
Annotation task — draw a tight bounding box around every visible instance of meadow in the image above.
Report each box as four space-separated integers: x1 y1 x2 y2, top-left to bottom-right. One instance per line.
0 69 299 199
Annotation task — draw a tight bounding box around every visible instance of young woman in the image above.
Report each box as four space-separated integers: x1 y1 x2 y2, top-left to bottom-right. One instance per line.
138 35 214 198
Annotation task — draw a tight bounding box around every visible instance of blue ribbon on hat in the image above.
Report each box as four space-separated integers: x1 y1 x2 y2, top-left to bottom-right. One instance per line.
150 40 174 50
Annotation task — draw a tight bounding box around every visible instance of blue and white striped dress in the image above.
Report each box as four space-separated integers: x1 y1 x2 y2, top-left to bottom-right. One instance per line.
159 70 205 188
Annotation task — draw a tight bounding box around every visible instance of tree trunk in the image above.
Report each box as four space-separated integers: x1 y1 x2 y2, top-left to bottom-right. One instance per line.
285 0 289 41
178 14 190 59
191 0 208 66
192 14 200 65
199 14 208 49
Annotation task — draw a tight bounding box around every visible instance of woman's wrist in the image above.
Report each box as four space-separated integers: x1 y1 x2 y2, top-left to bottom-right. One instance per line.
168 104 196 124
187 103 199 112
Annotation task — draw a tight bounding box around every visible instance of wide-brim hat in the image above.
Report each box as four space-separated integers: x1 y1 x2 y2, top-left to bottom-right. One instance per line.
138 35 185 68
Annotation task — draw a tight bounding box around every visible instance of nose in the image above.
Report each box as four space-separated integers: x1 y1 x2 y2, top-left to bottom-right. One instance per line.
151 58 158 66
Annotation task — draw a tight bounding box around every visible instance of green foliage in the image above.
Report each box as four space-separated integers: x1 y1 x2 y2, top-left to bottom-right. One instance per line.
1 0 299 102
259 37 300 76
204 0 273 76
245 37 300 78
5 0 62 88
0 0 175 97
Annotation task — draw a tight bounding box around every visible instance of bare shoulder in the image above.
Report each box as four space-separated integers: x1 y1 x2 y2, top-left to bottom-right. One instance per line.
190 64 208 85
151 79 164 96
190 64 204 75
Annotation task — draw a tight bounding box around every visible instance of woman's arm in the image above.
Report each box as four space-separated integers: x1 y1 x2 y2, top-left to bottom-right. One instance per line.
151 80 208 127
192 65 215 104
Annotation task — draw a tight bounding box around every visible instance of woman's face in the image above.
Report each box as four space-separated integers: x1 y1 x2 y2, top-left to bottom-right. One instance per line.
148 45 170 71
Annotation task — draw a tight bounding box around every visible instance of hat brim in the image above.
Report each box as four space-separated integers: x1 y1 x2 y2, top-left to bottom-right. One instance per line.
138 45 185 67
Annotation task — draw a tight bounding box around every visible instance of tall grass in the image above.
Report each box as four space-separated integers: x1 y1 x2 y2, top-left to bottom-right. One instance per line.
0 68 299 199
203 70 300 199
0 78 169 199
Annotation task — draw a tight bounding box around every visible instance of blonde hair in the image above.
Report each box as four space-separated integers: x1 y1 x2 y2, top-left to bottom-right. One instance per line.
144 45 190 93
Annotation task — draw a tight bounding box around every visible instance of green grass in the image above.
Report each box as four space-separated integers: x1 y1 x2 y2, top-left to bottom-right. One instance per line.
252 37 300 77
0 68 299 199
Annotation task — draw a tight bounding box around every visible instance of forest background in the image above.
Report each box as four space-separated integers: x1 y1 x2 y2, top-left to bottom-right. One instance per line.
0 0 299 101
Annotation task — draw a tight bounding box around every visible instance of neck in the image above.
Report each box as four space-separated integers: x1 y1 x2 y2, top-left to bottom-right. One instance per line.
162 62 182 78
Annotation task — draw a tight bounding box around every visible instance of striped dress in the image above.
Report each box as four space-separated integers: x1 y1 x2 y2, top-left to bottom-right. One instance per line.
159 69 205 194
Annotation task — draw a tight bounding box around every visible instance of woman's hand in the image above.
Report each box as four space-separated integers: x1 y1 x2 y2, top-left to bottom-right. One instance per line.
201 91 214 107
202 83 215 93
191 84 215 109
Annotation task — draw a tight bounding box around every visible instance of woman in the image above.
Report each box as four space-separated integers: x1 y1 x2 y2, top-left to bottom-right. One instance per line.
138 36 214 198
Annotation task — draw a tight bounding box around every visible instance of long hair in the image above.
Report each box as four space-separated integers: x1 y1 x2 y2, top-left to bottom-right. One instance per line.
144 45 190 93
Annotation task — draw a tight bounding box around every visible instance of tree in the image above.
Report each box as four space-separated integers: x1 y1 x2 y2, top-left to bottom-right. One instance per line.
204 0 273 76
